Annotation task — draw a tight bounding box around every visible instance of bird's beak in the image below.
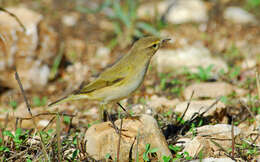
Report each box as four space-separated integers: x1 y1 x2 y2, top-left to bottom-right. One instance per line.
160 38 171 45
161 38 171 43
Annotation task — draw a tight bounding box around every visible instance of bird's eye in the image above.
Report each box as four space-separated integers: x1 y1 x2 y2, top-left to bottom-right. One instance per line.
151 43 158 49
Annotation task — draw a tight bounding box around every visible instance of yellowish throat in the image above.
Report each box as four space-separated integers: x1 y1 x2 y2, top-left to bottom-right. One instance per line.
49 36 169 117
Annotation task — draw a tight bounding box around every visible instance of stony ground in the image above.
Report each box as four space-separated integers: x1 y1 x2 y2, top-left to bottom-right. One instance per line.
0 0 260 161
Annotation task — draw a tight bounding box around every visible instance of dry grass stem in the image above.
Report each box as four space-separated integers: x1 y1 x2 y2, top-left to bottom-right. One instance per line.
15 71 49 161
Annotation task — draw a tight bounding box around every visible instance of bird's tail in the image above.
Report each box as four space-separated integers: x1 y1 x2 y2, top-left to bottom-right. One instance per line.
48 94 87 107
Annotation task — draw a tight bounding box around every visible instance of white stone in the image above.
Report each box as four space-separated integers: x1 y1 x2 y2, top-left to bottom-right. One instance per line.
96 46 110 58
130 104 153 116
183 82 247 100
183 124 241 158
137 2 167 19
224 7 258 24
62 13 79 26
155 43 228 73
195 124 241 138
38 120 49 127
0 7 43 59
85 114 172 161
138 0 208 24
182 136 205 157
167 0 208 24
0 7 57 90
147 95 180 112
191 158 235 162
241 58 257 69
183 82 233 100
175 100 226 120
95 46 110 68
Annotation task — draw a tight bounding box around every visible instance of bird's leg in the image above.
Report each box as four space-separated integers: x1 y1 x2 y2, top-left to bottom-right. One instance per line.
99 103 106 122
117 102 129 116
116 102 127 112
117 102 141 120
117 102 136 118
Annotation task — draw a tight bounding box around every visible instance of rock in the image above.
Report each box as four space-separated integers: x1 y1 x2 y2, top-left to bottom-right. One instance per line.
195 124 241 138
138 0 208 24
191 158 235 162
166 0 208 24
38 119 49 127
224 7 258 24
182 136 208 157
62 12 80 26
183 82 232 100
98 20 114 31
83 107 99 121
175 100 226 120
13 103 41 119
0 7 42 59
65 38 86 63
147 95 180 113
95 46 111 68
182 124 240 157
183 82 246 100
85 114 172 161
137 1 167 19
64 62 89 91
37 22 58 64
241 58 257 70
129 104 153 116
0 7 57 90
155 44 228 73
0 59 50 90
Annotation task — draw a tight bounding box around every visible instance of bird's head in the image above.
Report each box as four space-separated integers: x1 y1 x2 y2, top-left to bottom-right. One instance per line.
131 36 170 57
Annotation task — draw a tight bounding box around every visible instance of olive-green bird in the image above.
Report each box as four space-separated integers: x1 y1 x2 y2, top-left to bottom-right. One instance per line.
48 36 170 118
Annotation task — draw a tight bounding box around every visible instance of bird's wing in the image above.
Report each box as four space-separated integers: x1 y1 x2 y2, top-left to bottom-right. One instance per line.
74 76 124 94
75 54 131 94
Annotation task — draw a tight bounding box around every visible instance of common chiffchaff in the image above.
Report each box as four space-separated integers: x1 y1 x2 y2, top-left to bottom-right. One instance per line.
49 36 170 118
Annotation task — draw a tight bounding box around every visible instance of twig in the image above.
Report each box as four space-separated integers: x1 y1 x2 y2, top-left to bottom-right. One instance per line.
15 117 19 130
210 139 234 160
135 129 140 162
200 96 222 116
256 72 260 99
67 115 74 134
18 112 76 120
129 137 136 162
239 100 256 121
252 133 260 147
42 116 56 131
0 7 26 32
117 116 123 162
242 137 260 148
56 114 62 162
6 148 29 161
15 71 49 161
178 90 194 125
231 116 235 159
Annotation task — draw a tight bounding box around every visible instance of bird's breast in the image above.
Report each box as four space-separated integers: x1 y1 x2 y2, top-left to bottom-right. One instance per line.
102 59 150 103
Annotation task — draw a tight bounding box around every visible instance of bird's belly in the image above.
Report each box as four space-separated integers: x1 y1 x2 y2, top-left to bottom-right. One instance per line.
93 69 146 103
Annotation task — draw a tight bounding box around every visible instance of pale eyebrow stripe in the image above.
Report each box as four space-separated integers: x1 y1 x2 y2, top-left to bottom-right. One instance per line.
147 40 160 47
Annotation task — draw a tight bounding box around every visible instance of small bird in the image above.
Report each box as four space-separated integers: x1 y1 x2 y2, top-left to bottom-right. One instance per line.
48 36 170 119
